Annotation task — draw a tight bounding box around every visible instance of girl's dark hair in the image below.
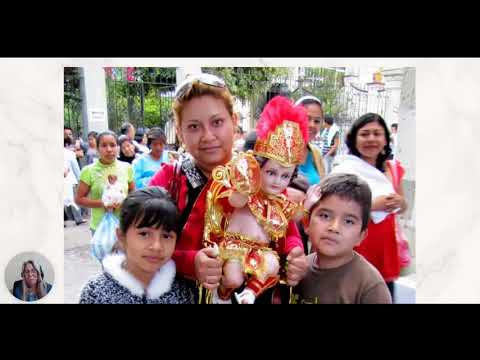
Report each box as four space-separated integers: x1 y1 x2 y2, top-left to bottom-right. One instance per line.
119 187 179 235
345 113 391 172
147 127 167 148
310 173 372 232
96 130 118 146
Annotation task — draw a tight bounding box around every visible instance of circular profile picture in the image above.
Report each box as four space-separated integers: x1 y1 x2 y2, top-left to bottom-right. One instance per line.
5 252 54 302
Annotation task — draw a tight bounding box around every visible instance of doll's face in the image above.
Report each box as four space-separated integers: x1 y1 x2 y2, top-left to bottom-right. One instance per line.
260 159 295 195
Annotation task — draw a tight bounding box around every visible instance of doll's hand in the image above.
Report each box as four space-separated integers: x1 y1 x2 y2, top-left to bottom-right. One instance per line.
303 184 322 212
229 191 249 208
286 247 308 286
195 247 224 290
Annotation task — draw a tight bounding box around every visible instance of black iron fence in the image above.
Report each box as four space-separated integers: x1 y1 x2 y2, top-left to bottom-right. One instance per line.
105 77 176 134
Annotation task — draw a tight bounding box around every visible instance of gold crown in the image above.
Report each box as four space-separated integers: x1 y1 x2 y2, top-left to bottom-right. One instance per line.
254 120 306 167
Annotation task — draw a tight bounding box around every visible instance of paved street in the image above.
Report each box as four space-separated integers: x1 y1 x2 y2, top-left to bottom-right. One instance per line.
64 220 101 304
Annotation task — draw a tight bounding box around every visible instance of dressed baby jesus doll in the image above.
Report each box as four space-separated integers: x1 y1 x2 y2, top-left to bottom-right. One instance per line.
102 174 127 208
203 96 320 304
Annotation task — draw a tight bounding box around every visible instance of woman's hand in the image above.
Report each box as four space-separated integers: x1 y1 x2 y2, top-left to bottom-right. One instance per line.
372 194 406 213
385 193 406 213
286 247 308 286
194 247 224 290
104 202 121 212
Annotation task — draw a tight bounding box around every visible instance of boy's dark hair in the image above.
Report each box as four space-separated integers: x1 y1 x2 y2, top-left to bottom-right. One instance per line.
310 173 372 232
119 187 179 235
120 122 133 136
88 131 98 139
345 113 391 172
391 123 398 130
324 115 334 125
64 136 72 147
146 127 167 148
242 130 257 152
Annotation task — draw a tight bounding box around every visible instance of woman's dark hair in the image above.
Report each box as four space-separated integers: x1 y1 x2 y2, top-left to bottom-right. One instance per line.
147 127 167 148
96 130 118 146
345 113 391 172
242 130 257 152
310 173 372 232
119 187 179 235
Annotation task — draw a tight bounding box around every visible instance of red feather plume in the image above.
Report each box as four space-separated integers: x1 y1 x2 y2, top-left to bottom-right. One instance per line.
256 96 309 143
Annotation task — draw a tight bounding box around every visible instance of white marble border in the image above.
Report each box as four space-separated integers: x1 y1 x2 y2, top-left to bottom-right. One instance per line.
1 58 478 303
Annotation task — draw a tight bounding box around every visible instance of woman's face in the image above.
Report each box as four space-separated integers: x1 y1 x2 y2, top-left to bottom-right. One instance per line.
121 141 136 157
177 95 236 174
304 103 324 142
355 121 387 163
98 135 118 164
24 263 38 288
150 139 165 159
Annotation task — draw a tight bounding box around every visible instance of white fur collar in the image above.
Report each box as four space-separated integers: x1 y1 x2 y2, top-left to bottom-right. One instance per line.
102 253 176 299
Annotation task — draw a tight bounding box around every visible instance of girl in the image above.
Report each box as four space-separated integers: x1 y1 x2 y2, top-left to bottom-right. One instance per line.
75 131 135 235
79 187 195 304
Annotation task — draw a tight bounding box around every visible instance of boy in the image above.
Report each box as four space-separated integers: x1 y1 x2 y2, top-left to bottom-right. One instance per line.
294 173 392 304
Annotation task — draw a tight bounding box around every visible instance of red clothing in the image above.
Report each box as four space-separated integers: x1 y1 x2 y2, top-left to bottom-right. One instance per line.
354 160 404 282
149 163 303 280
354 214 399 282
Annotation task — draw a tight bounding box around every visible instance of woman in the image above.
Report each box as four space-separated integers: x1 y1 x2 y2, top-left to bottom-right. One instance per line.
149 73 308 303
294 96 326 186
12 261 52 301
75 131 135 235
332 113 408 300
132 127 169 189
118 135 139 164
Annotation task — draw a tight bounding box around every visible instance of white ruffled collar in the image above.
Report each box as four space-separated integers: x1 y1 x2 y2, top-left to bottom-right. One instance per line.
102 253 176 299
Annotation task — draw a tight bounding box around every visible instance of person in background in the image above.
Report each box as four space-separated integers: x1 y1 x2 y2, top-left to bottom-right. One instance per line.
320 115 340 174
294 96 326 187
118 135 139 164
133 127 169 189
86 131 99 165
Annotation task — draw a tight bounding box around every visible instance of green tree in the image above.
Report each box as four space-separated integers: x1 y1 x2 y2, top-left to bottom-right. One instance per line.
202 67 291 103
291 67 345 117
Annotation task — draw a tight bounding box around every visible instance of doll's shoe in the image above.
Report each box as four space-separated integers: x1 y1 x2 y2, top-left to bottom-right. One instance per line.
234 289 256 304
212 288 232 304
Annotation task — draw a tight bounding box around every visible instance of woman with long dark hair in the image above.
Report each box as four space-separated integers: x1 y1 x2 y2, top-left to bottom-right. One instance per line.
332 113 408 300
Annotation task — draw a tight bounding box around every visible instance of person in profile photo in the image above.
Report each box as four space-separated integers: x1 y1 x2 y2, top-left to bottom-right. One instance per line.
12 260 53 302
